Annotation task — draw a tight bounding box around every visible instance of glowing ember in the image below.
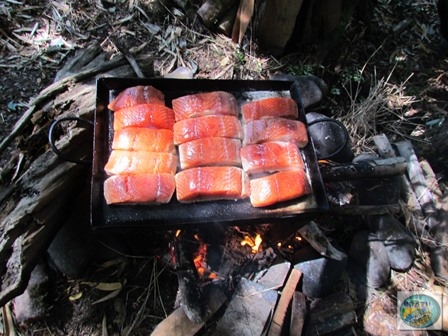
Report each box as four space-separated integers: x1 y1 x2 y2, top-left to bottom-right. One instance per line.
193 234 219 280
240 233 262 253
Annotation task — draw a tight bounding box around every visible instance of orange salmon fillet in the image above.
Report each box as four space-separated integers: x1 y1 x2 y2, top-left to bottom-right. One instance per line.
249 170 310 207
104 150 178 175
240 141 304 174
108 86 165 111
173 115 243 145
113 104 175 130
172 91 238 121
243 118 308 147
104 173 175 204
241 97 298 122
178 137 242 170
175 166 249 202
112 127 175 153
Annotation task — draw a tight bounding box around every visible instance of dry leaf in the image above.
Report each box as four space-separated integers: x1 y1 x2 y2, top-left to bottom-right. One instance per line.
69 291 83 301
92 288 122 305
81 281 123 291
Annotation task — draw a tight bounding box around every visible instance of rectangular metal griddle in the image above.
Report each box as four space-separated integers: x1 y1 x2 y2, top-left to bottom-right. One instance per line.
91 78 329 231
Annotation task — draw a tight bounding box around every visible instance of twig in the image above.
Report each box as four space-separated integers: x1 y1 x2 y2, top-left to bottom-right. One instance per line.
110 38 145 78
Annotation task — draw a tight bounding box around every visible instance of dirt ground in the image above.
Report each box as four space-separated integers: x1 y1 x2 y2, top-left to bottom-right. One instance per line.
0 0 447 335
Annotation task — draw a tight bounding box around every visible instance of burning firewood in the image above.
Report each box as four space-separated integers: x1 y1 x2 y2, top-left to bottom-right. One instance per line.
172 231 206 323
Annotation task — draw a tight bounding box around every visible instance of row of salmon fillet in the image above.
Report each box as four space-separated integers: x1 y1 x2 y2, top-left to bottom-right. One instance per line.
103 85 311 207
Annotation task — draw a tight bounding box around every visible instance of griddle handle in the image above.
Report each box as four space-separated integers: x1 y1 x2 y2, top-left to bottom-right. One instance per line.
48 117 94 164
320 157 408 182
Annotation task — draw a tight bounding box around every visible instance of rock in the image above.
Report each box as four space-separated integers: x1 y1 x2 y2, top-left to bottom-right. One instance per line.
12 262 50 324
352 153 380 163
47 182 118 278
349 231 390 288
255 261 291 289
368 214 416 272
47 206 99 278
270 74 328 109
293 245 348 298
163 66 194 79
213 278 278 336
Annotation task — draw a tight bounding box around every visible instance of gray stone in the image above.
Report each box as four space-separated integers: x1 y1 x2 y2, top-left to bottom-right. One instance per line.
47 210 99 278
349 231 390 288
270 74 328 109
213 278 278 336
255 260 291 289
368 214 416 272
163 66 194 79
293 245 348 298
13 262 49 324
352 153 380 163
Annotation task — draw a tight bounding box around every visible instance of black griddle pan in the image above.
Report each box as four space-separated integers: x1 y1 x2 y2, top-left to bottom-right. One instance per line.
91 78 328 231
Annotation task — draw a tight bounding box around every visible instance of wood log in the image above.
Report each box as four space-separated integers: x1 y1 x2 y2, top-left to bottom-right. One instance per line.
0 49 126 156
213 277 278 336
373 134 428 235
290 292 307 336
197 0 239 30
374 134 448 281
254 0 304 56
150 285 227 336
267 269 302 336
172 232 205 324
395 141 437 218
320 157 408 182
0 44 155 307
328 204 400 215
0 145 88 306
307 291 356 335
231 0 255 44
395 141 448 281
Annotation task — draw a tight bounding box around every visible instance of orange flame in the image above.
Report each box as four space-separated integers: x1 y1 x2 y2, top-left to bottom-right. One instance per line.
192 234 219 280
241 233 262 253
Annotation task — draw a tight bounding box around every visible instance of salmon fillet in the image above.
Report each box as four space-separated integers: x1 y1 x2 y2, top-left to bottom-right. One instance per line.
104 173 175 204
240 141 304 174
108 85 165 111
241 97 298 122
104 150 178 175
172 91 238 121
178 137 242 170
113 104 175 130
249 170 310 207
173 115 243 145
243 118 308 147
112 127 175 153
175 166 249 202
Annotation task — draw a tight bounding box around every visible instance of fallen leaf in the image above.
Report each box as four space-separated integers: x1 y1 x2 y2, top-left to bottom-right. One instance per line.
81 281 123 291
92 288 122 305
69 291 83 301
